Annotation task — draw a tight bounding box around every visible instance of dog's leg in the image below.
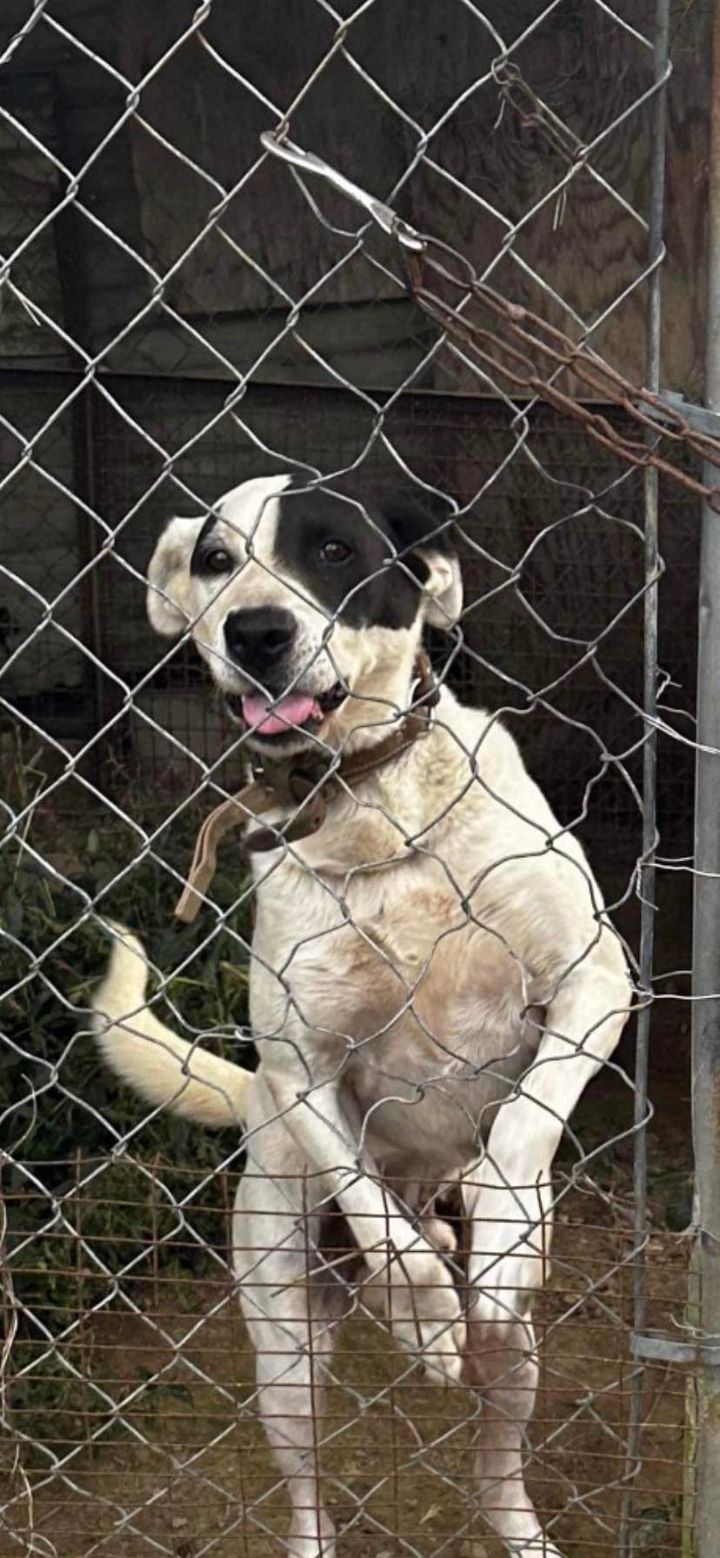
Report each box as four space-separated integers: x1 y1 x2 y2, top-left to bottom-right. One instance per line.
458 950 627 1557
462 1187 561 1556
462 1293 562 1558
261 1068 465 1381
232 1144 347 1558
467 950 629 1330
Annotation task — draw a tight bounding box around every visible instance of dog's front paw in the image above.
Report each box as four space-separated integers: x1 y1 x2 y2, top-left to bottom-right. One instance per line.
371 1246 465 1382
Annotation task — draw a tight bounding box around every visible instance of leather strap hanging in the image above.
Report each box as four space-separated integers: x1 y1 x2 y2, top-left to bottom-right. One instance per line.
174 653 439 925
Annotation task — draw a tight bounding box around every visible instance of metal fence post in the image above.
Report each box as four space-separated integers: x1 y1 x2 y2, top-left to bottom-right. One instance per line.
692 1 720 1549
619 8 670 1549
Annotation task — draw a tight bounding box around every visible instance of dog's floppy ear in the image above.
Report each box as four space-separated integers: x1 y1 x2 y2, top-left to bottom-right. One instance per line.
146 516 207 636
383 497 462 631
418 547 463 629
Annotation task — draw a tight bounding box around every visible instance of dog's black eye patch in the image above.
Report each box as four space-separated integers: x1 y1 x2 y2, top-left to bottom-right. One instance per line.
274 490 407 628
274 487 455 630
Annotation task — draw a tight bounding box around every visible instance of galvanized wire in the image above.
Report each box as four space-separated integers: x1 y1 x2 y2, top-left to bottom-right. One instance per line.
0 3 708 1556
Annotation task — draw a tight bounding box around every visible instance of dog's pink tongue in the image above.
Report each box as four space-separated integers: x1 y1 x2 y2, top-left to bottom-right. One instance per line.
241 691 320 736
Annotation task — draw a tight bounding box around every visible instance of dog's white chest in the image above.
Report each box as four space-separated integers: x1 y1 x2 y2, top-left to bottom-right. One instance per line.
249 849 540 1167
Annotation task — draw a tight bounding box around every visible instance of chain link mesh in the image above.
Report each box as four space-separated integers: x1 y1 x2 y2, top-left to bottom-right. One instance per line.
0 3 708 1555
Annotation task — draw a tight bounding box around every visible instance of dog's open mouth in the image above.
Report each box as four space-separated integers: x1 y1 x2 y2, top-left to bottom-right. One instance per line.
224 682 346 738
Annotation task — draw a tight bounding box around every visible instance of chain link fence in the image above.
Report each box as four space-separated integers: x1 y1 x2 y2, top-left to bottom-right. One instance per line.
1 2 716 1555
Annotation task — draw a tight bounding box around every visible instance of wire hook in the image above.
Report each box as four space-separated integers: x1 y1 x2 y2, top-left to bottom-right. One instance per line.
260 130 426 252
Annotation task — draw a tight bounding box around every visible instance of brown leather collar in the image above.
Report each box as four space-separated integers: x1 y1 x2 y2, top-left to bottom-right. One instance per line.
174 653 439 924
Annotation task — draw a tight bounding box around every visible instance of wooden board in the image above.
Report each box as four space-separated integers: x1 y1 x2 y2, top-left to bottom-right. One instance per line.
114 0 710 394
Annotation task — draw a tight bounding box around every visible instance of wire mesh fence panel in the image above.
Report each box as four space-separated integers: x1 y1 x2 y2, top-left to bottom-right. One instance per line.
0 3 711 1556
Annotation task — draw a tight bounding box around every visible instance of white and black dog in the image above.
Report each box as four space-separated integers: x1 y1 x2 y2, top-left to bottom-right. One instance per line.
93 473 630 1558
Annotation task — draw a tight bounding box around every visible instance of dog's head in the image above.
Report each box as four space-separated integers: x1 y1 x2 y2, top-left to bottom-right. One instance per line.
146 474 461 754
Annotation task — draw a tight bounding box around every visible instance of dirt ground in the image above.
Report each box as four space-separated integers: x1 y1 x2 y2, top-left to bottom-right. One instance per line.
3 1063 694 1558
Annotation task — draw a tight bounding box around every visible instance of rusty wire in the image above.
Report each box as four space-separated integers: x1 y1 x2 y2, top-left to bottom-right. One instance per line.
404 243 720 510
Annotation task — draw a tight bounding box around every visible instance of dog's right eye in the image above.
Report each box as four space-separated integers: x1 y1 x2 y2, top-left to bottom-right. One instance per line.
203 548 233 575
319 538 353 565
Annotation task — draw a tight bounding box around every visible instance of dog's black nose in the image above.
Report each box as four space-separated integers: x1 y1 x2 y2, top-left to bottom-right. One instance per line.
224 607 296 670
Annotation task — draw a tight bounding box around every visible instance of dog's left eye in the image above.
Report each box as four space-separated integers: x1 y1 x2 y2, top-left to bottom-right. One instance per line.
320 538 353 565
204 548 233 575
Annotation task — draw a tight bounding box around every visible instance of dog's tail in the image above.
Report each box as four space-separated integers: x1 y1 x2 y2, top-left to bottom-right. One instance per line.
91 923 252 1128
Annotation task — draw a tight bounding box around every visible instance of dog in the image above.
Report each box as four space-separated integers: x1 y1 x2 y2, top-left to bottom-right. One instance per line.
93 473 631 1558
